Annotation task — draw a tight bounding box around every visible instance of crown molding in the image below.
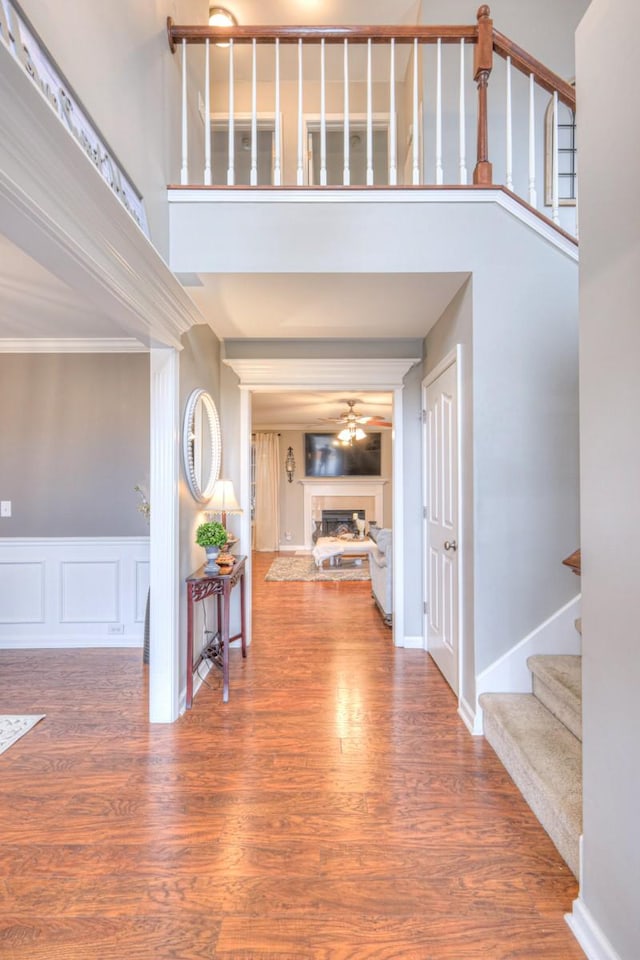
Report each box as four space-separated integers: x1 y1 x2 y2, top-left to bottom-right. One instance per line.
0 338 147 354
223 357 420 389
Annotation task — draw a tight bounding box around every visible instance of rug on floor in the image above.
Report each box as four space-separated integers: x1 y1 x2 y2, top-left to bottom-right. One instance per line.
265 556 370 582
0 715 46 755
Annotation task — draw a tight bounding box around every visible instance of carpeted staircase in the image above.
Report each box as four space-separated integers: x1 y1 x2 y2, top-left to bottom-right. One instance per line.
479 640 582 877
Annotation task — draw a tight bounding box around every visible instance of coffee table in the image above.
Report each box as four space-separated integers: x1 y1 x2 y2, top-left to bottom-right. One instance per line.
312 536 376 569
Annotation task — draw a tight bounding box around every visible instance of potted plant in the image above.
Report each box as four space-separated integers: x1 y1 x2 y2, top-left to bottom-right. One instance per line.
196 520 228 572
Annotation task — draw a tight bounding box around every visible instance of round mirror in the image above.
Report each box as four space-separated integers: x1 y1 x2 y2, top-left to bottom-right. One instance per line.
182 389 222 503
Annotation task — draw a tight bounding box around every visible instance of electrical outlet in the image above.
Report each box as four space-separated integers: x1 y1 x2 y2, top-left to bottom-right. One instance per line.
0 501 11 518
108 623 125 635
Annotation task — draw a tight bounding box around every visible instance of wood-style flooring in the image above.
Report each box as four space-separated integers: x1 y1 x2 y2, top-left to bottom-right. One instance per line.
0 551 584 959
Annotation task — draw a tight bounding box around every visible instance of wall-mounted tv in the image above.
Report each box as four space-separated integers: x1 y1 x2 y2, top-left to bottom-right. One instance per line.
304 433 381 477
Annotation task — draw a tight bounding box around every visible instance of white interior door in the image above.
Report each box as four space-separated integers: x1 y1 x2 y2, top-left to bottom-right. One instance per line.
424 359 459 694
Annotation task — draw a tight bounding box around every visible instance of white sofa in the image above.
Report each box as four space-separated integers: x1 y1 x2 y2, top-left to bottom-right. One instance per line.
368 526 392 626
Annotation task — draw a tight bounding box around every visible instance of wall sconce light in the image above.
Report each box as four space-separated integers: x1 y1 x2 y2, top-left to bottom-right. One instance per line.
209 6 237 28
285 446 296 483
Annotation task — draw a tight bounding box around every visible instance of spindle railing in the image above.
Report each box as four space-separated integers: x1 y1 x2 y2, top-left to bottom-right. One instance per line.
167 5 577 236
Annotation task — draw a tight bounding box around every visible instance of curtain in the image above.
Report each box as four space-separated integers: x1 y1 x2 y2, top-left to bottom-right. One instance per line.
254 432 280 551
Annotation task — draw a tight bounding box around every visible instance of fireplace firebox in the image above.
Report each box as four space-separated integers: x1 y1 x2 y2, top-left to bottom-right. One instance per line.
321 509 365 536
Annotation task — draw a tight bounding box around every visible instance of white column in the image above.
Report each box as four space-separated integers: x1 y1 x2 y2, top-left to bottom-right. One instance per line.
149 348 180 723
320 38 327 185
392 385 405 648
459 38 467 185
366 38 374 185
528 73 537 207
412 38 420 185
435 38 443 184
297 39 304 186
505 55 513 191
180 40 188 185
204 39 211 185
239 387 253 649
227 39 235 185
389 38 397 186
250 38 258 186
343 39 350 185
551 90 560 224
274 39 281 185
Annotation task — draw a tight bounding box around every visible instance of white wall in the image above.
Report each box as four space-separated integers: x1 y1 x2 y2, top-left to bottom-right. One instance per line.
571 2 640 958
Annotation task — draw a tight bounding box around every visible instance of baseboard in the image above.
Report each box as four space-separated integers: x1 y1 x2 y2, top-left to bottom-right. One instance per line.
0 537 149 649
458 696 483 735
566 898 623 960
399 634 423 649
476 594 582 700
0 636 143 649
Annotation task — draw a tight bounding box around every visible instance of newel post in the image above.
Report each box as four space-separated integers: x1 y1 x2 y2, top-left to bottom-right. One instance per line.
473 5 493 185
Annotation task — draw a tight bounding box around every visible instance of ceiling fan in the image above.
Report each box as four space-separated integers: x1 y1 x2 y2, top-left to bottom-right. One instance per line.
324 399 392 430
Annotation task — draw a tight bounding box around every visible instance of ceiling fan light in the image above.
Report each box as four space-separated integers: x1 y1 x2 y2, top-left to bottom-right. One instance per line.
337 427 351 443
354 427 367 441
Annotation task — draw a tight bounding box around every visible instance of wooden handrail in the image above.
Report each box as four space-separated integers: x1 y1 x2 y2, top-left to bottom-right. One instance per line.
493 30 576 109
166 22 479 53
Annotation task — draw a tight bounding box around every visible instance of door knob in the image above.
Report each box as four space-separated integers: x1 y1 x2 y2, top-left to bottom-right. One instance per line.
444 540 458 552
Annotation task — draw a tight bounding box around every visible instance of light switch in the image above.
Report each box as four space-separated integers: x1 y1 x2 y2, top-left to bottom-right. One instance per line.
1 501 12 518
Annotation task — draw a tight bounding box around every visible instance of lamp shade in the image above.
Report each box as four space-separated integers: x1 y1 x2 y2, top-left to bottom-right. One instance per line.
208 479 242 515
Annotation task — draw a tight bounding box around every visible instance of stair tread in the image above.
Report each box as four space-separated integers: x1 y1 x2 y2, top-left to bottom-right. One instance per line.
480 692 582 834
528 654 582 703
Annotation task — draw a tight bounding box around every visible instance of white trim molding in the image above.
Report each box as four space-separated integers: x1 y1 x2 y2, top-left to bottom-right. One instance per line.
0 338 147 353
223 357 420 390
0 537 149 647
566 898 623 960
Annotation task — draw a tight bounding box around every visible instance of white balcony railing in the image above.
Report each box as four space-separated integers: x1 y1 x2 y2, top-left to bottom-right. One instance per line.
167 6 577 237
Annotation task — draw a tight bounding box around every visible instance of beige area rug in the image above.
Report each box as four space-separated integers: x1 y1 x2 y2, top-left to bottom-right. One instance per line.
0 715 46 755
266 557 370 582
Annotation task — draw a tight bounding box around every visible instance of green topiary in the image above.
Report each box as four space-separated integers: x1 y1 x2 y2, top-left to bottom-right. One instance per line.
195 521 228 548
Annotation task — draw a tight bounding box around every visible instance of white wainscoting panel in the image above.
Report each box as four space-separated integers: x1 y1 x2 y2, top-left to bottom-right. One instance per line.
0 538 149 648
61 561 120 623
0 561 45 622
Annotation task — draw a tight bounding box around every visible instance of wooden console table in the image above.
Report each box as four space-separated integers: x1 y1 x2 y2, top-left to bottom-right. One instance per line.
185 556 246 708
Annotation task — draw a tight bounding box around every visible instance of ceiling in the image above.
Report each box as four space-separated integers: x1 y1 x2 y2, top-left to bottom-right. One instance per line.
0 235 128 340
252 389 393 429
183 272 468 340
216 1 421 27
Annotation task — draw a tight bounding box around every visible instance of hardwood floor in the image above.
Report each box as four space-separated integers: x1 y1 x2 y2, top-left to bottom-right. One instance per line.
0 551 584 959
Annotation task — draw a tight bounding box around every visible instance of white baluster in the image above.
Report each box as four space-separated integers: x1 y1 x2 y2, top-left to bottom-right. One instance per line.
180 39 188 185
204 39 211 185
297 39 304 186
435 38 443 184
343 39 350 186
412 38 420 185
459 38 467 185
320 38 327 186
227 39 235 185
505 55 513 191
389 38 397 186
366 38 374 185
250 38 257 185
274 39 281 185
528 72 537 207
552 90 560 223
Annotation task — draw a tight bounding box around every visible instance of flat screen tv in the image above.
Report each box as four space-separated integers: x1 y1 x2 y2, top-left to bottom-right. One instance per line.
304 433 381 477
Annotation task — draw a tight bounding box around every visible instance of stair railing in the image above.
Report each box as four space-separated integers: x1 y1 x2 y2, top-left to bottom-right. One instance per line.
167 5 577 235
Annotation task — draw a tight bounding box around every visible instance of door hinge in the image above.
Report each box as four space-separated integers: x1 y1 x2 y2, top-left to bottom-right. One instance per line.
422 408 427 425
424 601 429 615
423 505 427 520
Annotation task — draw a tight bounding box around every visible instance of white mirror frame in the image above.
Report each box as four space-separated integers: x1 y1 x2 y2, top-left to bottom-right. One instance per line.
182 388 222 503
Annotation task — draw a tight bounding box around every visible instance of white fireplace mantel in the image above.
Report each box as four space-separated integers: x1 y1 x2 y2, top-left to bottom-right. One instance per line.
300 478 388 548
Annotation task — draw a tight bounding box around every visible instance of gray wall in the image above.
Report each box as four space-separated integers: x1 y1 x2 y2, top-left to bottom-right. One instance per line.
0 353 149 537
424 278 475 705
576 2 640 956
177 325 222 693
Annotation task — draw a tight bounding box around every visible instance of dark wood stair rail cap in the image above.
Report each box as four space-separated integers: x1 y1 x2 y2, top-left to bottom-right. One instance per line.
562 549 581 576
